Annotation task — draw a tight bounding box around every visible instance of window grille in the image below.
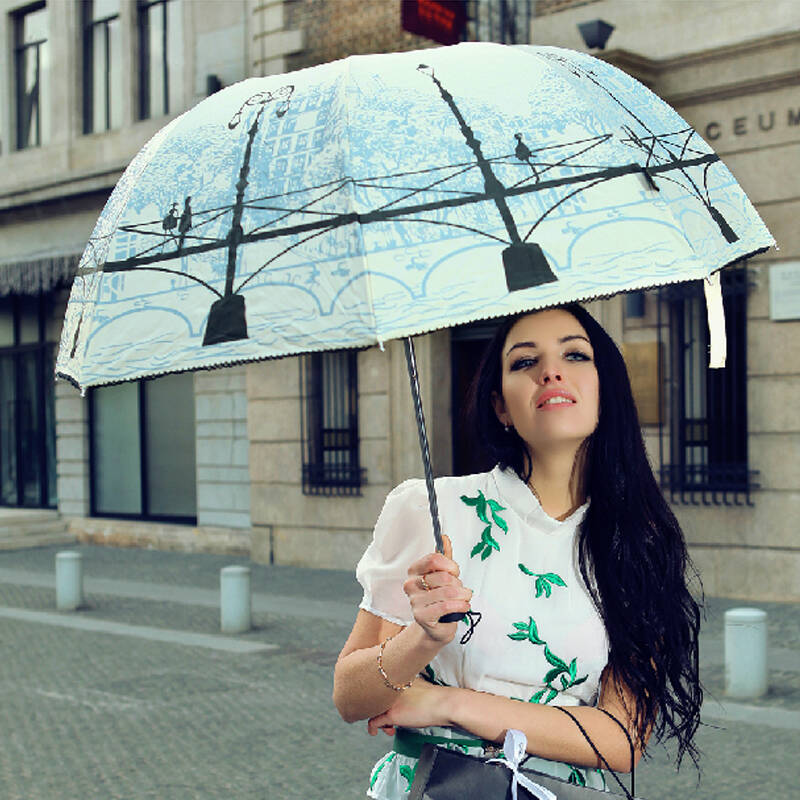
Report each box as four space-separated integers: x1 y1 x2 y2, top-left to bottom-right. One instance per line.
83 0 122 133
14 3 48 150
300 351 364 496
658 265 757 505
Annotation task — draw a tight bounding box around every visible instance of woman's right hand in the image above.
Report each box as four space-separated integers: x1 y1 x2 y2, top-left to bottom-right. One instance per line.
403 534 472 643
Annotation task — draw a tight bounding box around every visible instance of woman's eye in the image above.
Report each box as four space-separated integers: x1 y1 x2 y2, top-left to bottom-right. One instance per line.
510 356 537 371
565 350 592 362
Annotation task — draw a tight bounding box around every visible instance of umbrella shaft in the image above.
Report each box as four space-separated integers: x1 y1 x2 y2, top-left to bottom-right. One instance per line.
403 337 444 554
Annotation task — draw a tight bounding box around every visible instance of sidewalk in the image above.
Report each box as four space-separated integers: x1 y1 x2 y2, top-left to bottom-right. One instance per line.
0 544 797 799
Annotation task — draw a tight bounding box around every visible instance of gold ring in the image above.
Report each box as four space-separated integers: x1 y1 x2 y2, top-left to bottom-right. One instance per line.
420 574 431 591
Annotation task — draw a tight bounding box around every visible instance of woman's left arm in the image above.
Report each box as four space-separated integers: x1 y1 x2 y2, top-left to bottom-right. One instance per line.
367 665 646 773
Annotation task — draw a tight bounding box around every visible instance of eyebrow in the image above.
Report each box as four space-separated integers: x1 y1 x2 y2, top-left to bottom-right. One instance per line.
505 334 591 357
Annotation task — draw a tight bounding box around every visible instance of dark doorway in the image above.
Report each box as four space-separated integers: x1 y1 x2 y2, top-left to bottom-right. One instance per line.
0 294 57 508
451 320 499 476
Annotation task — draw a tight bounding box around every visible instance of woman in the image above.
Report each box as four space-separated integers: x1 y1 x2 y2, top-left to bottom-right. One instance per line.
333 304 702 798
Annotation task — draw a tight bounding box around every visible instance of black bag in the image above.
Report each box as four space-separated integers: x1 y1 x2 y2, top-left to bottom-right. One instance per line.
408 707 640 800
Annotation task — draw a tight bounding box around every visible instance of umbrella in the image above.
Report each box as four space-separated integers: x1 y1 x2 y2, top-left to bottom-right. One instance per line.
56 42 774 566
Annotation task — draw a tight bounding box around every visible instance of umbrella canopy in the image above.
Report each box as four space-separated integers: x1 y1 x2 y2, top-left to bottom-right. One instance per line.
56 42 773 390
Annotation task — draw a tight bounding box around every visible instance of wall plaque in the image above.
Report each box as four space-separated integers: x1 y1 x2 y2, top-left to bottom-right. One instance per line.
621 341 661 425
770 261 800 321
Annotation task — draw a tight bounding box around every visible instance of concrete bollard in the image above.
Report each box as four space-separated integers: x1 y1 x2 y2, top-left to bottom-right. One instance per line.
55 551 84 611
725 607 768 699
220 566 251 634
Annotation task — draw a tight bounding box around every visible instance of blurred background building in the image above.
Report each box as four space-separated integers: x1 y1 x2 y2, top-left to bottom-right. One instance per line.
1 0 797 601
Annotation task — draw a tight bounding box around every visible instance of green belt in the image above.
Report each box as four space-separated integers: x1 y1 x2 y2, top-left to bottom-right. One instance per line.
393 728 492 759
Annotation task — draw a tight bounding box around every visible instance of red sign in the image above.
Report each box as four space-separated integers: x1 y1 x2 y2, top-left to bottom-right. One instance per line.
401 0 466 46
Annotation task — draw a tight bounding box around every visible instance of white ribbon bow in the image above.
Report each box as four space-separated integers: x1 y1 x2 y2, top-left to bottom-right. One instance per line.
487 729 557 800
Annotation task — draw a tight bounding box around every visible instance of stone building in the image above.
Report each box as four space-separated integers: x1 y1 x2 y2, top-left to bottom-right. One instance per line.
1 0 254 550
1 0 797 601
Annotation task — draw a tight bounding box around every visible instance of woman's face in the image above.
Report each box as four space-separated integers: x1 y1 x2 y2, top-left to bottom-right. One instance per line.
492 309 600 455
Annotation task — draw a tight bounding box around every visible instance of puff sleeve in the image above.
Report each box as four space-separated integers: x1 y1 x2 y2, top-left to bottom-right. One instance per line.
356 479 435 626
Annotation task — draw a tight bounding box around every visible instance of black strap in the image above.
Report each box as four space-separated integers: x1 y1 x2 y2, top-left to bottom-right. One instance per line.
596 707 636 799
553 706 635 800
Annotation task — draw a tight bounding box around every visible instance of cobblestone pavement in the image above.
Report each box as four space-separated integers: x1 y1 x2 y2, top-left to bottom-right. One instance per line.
0 545 797 799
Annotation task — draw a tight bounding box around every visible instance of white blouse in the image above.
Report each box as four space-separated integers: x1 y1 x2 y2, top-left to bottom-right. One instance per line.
356 467 608 800
357 465 610 707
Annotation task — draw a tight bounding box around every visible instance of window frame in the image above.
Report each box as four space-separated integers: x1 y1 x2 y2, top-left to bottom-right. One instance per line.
299 350 365 496
0 293 57 509
82 0 121 134
13 1 47 150
658 265 757 506
88 376 197 524
137 0 172 121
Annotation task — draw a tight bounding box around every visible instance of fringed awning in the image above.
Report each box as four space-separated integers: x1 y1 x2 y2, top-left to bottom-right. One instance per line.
0 252 81 297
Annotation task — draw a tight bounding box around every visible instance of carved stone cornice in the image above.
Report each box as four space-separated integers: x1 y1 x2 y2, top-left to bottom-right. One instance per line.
598 30 800 107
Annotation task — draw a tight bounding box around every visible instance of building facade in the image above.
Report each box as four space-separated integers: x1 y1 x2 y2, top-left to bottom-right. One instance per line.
1 0 254 550
2 0 797 600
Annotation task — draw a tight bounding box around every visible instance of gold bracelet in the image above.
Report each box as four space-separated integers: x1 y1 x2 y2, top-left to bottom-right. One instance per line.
377 634 414 692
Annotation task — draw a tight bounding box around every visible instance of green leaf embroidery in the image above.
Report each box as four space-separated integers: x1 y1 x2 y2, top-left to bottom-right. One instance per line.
519 566 567 599
481 526 499 550
568 766 587 787
544 644 568 670
530 688 547 703
507 616 544 645
475 492 489 524
399 763 417 791
487 499 508 532
370 752 396 789
462 491 508 560
508 621 589 704
543 667 563 684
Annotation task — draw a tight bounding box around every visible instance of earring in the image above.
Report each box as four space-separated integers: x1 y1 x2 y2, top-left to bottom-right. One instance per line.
504 424 512 433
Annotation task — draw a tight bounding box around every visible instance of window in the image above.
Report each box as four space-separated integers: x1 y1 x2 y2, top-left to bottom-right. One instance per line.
0 294 56 508
89 373 197 521
658 265 756 505
300 351 364 496
82 0 122 133
470 0 532 44
137 0 181 120
14 2 48 150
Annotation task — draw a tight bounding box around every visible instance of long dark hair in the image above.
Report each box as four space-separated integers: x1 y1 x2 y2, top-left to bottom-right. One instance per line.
467 303 703 767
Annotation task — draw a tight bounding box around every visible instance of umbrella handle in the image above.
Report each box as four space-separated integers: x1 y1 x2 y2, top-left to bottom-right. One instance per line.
403 337 463 625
